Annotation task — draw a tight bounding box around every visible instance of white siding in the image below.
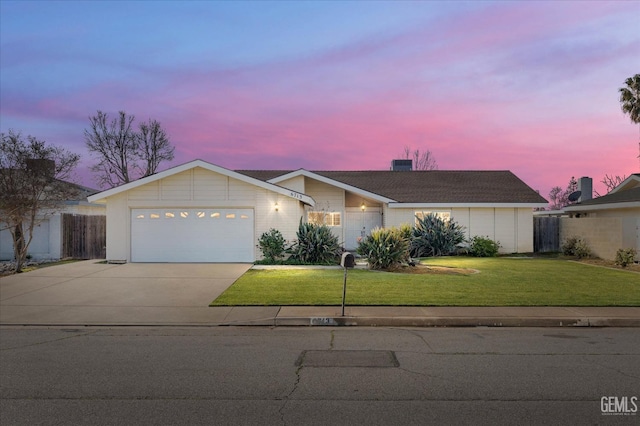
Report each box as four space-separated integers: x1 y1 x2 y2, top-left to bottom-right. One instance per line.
161 171 191 200
517 208 533 252
384 206 534 254
194 168 228 200
495 208 516 253
105 166 307 262
277 175 305 193
469 208 495 240
304 178 345 243
106 192 130 261
128 181 159 200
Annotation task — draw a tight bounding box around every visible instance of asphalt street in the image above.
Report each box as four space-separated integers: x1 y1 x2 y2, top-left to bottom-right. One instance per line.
1 326 638 425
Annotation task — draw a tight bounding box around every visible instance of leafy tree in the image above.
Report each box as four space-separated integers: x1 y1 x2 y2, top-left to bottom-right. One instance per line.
0 130 80 272
548 176 577 210
84 110 174 188
401 146 438 170
619 74 640 124
619 73 640 165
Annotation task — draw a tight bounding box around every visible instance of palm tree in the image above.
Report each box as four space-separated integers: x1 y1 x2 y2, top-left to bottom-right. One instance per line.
619 73 640 166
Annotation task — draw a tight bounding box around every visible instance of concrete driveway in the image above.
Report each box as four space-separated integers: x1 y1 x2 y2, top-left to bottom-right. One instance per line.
0 260 252 325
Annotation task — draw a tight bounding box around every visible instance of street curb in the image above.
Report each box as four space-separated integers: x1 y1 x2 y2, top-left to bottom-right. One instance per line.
265 316 640 328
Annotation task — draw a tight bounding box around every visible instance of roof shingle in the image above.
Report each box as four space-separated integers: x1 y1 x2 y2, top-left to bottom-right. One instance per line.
237 170 547 204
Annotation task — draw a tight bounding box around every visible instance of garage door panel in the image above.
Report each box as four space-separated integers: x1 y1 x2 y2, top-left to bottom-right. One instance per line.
131 209 254 262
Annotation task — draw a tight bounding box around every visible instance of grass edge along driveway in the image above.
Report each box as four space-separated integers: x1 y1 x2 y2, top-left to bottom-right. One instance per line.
211 258 640 307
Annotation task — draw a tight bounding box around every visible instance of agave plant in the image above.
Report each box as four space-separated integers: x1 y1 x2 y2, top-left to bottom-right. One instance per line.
287 219 342 264
411 213 465 257
356 227 410 270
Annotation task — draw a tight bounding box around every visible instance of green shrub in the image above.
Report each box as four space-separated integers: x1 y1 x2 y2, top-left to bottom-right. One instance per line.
411 213 466 257
562 236 591 259
469 236 501 257
287 219 342 264
257 229 286 263
573 239 592 259
357 227 410 270
615 248 637 267
561 236 579 256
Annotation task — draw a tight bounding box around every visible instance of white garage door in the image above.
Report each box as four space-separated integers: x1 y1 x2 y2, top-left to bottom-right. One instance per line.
131 208 254 262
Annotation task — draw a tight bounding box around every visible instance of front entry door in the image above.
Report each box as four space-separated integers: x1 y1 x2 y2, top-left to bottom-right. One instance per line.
345 208 382 251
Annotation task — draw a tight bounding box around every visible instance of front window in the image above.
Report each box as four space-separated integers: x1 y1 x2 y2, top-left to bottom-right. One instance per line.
308 211 341 226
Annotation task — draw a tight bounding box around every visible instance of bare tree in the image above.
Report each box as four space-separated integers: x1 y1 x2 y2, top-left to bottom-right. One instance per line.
84 110 174 188
0 130 80 272
138 118 174 177
401 146 438 170
84 111 136 188
594 174 627 197
548 176 577 210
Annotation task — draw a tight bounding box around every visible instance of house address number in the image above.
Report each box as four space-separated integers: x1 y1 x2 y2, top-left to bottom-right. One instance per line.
289 192 303 200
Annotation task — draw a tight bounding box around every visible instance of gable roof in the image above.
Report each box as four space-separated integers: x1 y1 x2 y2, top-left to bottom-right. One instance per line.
238 169 547 205
265 169 396 204
608 173 640 194
87 160 315 206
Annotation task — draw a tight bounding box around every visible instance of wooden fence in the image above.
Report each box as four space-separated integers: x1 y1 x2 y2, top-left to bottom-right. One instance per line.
61 214 106 259
533 217 560 253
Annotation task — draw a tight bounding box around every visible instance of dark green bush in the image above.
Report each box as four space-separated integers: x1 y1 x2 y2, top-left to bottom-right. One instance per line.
357 227 410 270
411 213 465 257
469 236 501 257
287 219 342 264
615 248 637 267
257 228 286 263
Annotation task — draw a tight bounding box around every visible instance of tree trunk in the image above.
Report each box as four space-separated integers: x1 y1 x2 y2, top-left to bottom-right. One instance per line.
12 222 25 273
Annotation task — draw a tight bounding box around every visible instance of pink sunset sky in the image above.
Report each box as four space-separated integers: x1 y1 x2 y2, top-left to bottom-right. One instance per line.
1 0 638 201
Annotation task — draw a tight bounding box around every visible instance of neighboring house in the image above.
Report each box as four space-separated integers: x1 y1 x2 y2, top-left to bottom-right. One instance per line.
0 182 105 261
87 159 547 263
562 174 640 260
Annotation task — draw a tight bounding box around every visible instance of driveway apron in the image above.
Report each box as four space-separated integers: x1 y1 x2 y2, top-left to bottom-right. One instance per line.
0 261 251 325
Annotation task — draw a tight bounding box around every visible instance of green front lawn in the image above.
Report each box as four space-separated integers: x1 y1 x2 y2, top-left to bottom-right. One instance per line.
211 258 640 306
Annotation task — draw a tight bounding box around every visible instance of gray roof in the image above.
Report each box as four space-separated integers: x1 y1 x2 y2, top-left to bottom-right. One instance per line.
237 170 547 204
573 186 640 206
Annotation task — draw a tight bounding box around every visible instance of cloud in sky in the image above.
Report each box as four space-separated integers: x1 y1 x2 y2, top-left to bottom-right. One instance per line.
1 0 638 197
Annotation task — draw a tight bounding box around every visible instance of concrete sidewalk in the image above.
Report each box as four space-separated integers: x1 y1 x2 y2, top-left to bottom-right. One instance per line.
1 260 639 327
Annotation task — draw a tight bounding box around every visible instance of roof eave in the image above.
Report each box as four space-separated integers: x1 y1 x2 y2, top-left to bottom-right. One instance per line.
564 201 640 212
609 174 640 194
388 202 549 209
87 159 315 206
268 169 396 203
